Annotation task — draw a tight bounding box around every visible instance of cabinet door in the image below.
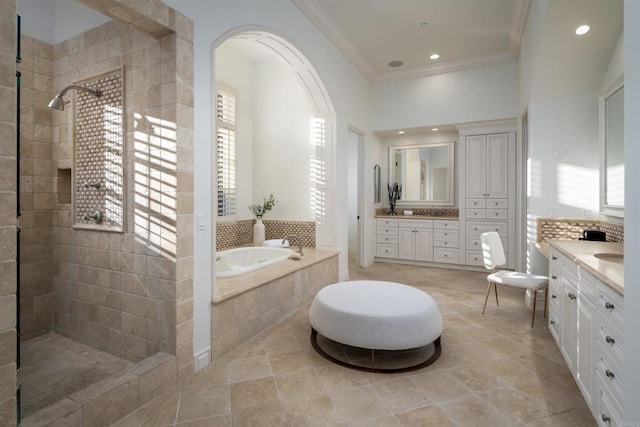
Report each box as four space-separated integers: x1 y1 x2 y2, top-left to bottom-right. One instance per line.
398 228 416 260
465 135 487 198
560 278 578 375
485 133 509 198
577 295 596 407
414 229 433 262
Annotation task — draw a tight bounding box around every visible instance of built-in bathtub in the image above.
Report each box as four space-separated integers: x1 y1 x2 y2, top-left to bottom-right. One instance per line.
216 246 292 278
212 248 338 358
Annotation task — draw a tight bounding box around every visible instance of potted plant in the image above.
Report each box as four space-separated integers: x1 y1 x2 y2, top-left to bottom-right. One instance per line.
249 194 276 245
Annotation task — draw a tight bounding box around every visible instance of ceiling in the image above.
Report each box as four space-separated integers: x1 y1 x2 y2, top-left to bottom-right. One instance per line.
292 0 529 82
292 0 623 85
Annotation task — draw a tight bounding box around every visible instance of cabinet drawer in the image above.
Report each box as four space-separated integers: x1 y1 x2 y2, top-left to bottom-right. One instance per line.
597 283 624 333
376 218 398 227
398 219 433 229
550 249 578 279
578 268 597 304
466 221 508 237
465 250 485 266
466 198 486 208
486 209 507 220
434 248 459 264
376 244 398 258
548 306 561 345
548 278 561 311
376 234 398 245
376 226 398 236
597 318 624 371
433 220 459 230
466 236 507 252
486 198 507 209
434 229 459 240
466 209 486 219
434 238 458 248
597 383 623 427
596 344 624 407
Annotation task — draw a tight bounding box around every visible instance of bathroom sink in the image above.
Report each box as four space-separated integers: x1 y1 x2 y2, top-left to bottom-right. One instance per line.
594 253 624 264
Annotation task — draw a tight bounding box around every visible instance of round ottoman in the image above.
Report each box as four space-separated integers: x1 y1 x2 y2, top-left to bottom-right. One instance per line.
309 280 443 372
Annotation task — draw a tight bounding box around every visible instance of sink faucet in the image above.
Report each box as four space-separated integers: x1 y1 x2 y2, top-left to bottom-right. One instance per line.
283 235 303 256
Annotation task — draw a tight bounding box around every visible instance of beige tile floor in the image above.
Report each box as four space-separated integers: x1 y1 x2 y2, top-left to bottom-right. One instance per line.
19 332 133 417
116 260 596 426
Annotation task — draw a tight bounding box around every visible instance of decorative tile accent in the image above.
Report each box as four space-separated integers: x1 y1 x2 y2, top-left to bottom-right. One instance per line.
216 220 316 251
536 218 623 243
74 69 124 230
375 207 459 218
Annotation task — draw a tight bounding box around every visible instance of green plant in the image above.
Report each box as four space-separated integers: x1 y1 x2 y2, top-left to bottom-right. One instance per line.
248 194 276 219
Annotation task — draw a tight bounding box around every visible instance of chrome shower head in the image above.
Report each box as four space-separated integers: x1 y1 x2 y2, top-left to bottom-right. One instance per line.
47 85 102 111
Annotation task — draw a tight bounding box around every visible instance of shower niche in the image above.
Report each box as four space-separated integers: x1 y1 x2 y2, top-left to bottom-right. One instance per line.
72 69 124 231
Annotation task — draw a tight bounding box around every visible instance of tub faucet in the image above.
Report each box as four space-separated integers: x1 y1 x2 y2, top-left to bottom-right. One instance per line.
283 235 303 256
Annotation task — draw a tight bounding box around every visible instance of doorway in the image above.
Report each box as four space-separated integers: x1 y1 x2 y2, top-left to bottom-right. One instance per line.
347 127 364 272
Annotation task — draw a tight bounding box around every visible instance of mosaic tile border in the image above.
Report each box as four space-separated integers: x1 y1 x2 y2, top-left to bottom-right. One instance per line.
74 68 125 230
216 220 316 251
536 218 623 243
375 207 459 218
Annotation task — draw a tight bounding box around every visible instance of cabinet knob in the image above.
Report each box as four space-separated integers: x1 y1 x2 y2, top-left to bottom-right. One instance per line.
602 414 611 423
568 292 576 300
551 294 557 299
552 255 557 260
605 302 615 310
605 336 615 344
550 320 555 325
552 275 557 280
605 369 615 379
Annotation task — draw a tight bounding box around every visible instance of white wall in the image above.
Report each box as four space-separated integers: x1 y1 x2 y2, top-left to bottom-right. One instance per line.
623 2 640 421
163 0 375 363
252 58 314 221
373 62 518 131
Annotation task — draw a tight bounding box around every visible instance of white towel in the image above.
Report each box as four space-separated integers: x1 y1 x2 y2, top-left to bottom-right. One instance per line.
263 239 290 248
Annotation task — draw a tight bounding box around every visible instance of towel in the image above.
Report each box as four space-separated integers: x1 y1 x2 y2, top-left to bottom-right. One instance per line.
263 239 290 248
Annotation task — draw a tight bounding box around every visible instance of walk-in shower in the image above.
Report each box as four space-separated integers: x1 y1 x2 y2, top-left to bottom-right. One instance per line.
47 85 102 110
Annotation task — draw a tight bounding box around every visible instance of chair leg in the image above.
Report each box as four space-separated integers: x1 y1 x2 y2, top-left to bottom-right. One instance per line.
531 290 537 328
494 282 499 307
543 287 548 319
482 282 492 315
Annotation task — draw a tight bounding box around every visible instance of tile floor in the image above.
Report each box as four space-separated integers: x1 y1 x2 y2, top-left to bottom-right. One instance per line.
19 332 133 417
116 260 596 426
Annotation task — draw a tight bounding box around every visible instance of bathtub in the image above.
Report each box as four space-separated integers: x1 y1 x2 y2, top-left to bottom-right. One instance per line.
215 246 292 278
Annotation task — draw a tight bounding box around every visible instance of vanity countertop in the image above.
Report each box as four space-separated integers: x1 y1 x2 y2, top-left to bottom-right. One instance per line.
547 240 624 295
375 215 459 220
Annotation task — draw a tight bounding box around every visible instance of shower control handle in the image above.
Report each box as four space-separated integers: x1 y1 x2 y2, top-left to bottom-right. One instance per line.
84 209 103 223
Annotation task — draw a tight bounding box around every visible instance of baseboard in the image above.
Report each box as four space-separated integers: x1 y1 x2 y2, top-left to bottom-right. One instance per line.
194 347 211 371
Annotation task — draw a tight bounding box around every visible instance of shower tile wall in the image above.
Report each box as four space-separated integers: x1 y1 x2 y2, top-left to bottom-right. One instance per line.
1 0 18 423
18 35 56 341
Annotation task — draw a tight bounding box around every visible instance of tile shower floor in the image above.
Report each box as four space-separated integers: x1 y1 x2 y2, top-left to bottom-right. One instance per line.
116 260 595 426
19 332 133 418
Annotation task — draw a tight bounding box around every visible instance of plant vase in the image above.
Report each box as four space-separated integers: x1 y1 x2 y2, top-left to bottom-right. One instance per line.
253 217 265 246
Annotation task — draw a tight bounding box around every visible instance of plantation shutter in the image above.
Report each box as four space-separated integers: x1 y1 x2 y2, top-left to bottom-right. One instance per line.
216 86 237 217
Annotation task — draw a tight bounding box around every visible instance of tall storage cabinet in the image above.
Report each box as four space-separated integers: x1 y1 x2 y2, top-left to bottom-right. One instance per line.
459 125 516 269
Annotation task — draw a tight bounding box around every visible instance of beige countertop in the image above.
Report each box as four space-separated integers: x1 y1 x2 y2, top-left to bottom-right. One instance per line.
547 240 624 295
375 215 459 220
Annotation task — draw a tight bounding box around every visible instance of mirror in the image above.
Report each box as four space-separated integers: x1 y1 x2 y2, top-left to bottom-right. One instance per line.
389 142 454 206
600 76 624 217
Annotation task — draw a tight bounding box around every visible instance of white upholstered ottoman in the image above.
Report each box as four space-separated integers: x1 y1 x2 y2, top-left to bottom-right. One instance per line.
309 280 443 372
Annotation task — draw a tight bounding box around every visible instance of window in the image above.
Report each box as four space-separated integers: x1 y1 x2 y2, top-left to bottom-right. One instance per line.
216 85 237 217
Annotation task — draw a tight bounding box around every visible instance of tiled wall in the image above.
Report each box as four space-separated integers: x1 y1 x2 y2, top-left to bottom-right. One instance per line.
0 1 18 424
216 219 316 251
536 218 624 243
18 35 56 341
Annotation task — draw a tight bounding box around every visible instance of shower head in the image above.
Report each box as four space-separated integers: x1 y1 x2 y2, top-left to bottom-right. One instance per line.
47 85 102 111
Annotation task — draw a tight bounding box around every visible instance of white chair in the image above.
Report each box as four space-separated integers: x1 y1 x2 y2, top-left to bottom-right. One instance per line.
480 231 548 327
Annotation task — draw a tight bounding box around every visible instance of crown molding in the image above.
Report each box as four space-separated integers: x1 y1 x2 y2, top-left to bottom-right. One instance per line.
507 0 530 57
292 0 377 82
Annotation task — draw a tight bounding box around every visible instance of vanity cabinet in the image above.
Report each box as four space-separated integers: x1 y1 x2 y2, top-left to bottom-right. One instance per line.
459 130 515 269
548 247 624 425
376 218 458 265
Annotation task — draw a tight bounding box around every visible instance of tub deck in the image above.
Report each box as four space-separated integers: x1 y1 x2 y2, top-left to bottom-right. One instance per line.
213 248 339 304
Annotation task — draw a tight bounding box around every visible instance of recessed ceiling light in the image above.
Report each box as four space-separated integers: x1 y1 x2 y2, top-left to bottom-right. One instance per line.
431 128 439 131
575 24 590 35
388 60 404 68
398 131 405 134
420 22 428 28
430 54 440 60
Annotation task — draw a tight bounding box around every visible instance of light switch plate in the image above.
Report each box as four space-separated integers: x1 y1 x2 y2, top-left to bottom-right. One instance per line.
197 214 206 231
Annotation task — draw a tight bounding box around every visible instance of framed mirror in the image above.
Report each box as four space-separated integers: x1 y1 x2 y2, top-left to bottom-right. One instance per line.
388 142 454 206
600 75 624 218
